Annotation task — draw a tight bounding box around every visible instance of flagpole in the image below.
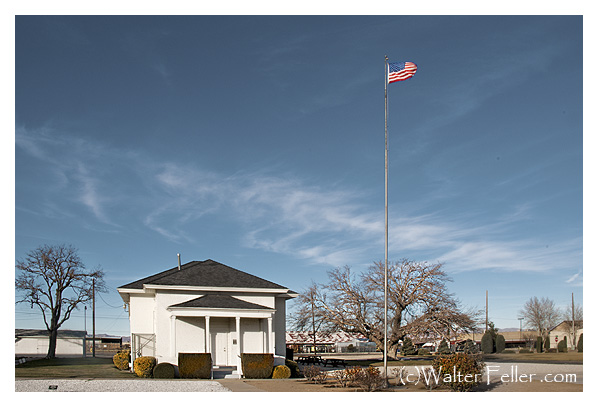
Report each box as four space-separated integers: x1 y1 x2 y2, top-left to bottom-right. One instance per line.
383 55 389 385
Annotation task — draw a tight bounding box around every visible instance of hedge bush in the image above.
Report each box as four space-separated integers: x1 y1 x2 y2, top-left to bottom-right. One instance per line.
153 362 176 379
481 332 493 354
241 353 274 379
178 353 212 379
536 336 543 353
272 364 291 379
401 338 416 356
133 356 157 378
495 334 506 354
432 353 485 392
285 359 302 378
113 350 130 370
557 339 567 353
577 333 583 352
418 348 431 356
437 339 451 355
543 336 550 352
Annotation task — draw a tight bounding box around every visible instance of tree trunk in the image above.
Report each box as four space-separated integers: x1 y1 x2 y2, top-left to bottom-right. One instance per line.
46 328 58 359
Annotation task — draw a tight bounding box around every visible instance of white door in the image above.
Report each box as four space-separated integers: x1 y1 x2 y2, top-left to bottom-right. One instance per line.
211 319 230 366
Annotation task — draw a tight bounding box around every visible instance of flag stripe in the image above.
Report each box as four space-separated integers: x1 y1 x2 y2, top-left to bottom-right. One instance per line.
388 61 417 83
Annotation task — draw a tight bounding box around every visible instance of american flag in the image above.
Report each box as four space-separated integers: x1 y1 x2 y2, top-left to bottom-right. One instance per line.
388 61 417 83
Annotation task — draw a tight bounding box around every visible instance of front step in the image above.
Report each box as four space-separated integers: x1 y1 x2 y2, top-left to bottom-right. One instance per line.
212 366 240 379
224 371 242 379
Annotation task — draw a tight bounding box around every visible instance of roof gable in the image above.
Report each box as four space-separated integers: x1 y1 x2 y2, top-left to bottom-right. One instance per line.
169 294 274 310
119 259 288 291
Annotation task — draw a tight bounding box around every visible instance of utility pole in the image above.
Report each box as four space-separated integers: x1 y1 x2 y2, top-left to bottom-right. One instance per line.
92 278 96 358
571 292 575 349
311 289 317 356
485 290 488 333
84 305 87 357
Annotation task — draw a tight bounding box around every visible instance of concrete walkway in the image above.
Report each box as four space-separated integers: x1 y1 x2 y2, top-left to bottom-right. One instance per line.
216 379 262 392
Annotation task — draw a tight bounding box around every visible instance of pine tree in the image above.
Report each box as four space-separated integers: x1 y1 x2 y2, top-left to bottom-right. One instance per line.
437 339 451 354
536 336 543 353
401 337 416 356
495 334 506 353
481 332 494 354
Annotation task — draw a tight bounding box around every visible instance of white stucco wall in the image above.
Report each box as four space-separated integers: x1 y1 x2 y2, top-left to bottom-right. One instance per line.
125 288 292 367
129 294 155 333
274 297 287 356
241 318 265 353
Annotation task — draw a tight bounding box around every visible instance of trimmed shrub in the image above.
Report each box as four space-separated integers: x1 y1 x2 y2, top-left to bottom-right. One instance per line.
133 356 157 378
178 353 212 379
418 347 431 356
495 334 506 354
481 332 494 354
401 338 416 356
241 353 274 379
432 353 485 392
577 333 583 352
113 350 130 370
437 339 451 355
285 359 302 378
557 339 567 353
536 336 543 353
544 336 550 352
272 364 291 379
153 362 176 379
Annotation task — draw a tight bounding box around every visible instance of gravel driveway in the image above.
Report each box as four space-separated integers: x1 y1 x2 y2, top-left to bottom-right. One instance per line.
15 379 231 392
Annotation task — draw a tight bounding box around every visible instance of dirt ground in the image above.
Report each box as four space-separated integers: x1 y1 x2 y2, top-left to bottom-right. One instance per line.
243 378 582 392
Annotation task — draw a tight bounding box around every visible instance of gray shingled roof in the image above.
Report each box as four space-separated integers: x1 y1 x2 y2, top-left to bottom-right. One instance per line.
169 294 274 310
15 329 86 338
118 259 288 291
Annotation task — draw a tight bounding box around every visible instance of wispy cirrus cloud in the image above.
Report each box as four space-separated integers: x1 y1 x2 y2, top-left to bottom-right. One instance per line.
16 126 581 276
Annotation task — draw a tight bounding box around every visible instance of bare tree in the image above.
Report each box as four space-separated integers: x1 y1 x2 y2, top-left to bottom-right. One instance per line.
289 281 333 354
15 244 106 359
312 260 478 358
519 296 560 336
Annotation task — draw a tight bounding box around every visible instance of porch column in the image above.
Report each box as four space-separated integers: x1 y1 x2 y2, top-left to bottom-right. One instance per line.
236 316 242 374
170 315 177 361
267 317 274 354
205 316 211 354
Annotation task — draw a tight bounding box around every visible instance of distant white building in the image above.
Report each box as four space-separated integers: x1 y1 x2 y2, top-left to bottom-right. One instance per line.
15 329 86 356
117 259 297 378
286 331 376 353
548 320 583 349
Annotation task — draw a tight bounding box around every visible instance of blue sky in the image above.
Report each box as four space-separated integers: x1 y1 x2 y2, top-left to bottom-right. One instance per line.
13 15 584 336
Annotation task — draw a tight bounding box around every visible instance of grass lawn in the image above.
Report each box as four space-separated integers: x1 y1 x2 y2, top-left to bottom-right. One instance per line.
15 357 138 379
482 351 582 363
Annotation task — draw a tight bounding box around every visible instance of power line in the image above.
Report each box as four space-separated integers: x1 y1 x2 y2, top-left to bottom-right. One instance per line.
97 291 123 309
